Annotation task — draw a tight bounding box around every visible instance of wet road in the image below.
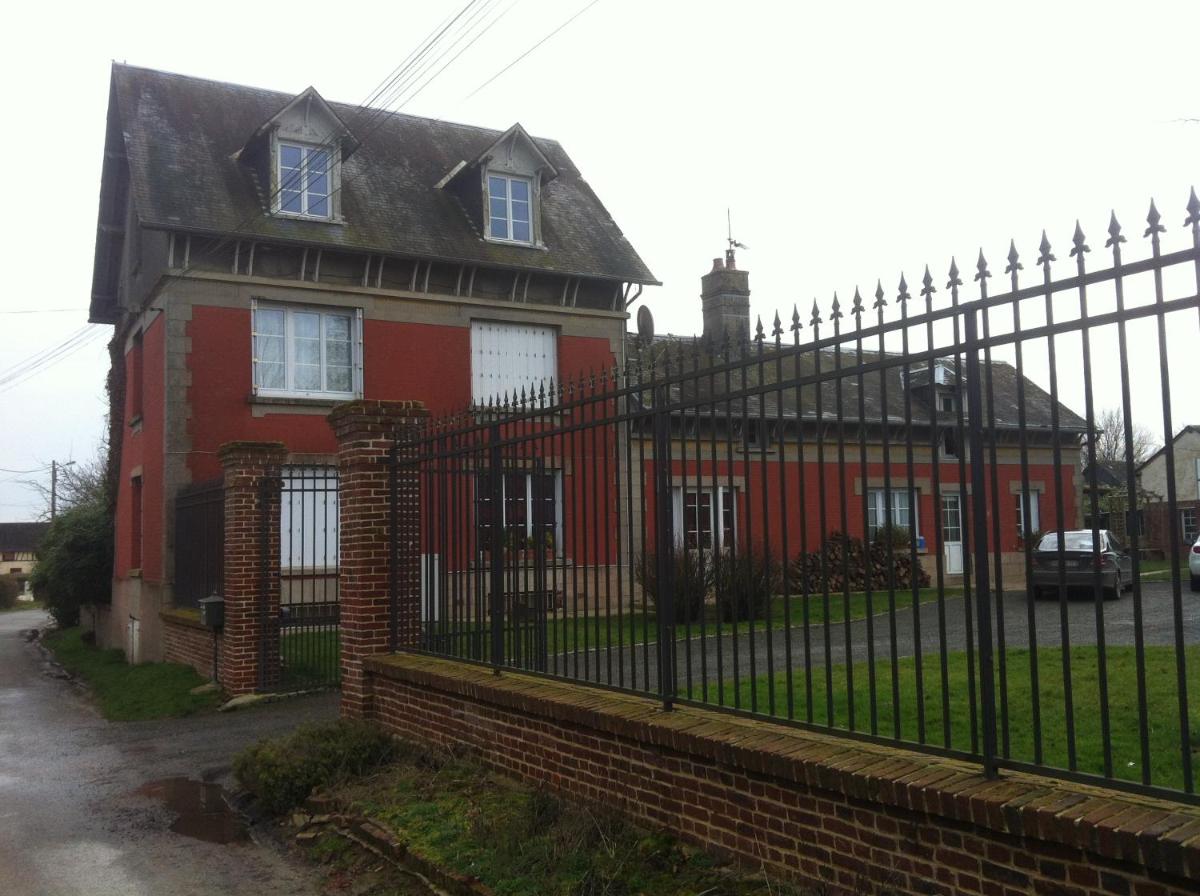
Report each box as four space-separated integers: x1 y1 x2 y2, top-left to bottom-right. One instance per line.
0 609 338 896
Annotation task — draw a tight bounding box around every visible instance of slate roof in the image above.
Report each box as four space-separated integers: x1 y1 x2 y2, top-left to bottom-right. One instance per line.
626 335 1088 433
0 522 49 553
108 64 657 283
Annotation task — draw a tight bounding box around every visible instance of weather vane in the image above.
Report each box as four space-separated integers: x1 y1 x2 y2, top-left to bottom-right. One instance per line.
727 208 749 253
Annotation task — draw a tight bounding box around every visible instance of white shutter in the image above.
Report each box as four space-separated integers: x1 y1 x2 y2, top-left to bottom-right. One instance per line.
470 321 557 404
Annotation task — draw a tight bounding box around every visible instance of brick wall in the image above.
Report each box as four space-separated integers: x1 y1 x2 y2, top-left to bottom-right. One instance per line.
362 654 1200 896
160 609 220 681
217 441 286 695
329 400 428 718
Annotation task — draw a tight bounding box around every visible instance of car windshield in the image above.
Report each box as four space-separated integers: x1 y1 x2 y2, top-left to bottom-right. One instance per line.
1037 532 1103 552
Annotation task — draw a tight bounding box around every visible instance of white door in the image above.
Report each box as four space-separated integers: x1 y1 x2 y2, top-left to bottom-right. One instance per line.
942 495 964 575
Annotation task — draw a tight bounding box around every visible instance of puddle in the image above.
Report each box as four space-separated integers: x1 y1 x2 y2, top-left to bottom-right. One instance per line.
137 777 248 844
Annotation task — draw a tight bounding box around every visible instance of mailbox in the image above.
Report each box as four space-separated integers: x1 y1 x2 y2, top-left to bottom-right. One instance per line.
198 594 225 629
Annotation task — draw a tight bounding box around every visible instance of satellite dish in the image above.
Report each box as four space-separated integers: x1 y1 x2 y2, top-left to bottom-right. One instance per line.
636 305 655 342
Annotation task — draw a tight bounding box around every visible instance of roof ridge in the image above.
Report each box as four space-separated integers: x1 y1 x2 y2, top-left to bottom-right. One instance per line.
111 61 561 148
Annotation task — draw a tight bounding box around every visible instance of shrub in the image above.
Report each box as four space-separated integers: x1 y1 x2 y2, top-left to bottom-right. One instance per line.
873 523 912 550
0 576 19 610
233 719 396 815
714 546 781 622
30 501 112 627
635 543 711 624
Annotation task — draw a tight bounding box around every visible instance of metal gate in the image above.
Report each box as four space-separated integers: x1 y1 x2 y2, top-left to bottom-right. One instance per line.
264 464 340 690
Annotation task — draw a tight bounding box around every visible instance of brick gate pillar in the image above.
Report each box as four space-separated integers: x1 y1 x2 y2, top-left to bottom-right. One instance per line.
330 400 428 719
217 441 287 696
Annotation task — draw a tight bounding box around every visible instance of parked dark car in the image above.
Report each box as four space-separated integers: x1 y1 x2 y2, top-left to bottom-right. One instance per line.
1030 529 1132 600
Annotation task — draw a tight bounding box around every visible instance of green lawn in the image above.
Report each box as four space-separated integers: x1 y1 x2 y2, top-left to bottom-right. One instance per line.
551 585 960 654
0 599 42 613
695 645 1200 792
280 629 341 689
44 627 220 721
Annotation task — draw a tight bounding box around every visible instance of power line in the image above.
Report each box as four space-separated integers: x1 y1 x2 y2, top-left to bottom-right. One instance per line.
0 308 87 315
0 326 107 393
0 4 502 400
168 0 511 285
464 0 602 101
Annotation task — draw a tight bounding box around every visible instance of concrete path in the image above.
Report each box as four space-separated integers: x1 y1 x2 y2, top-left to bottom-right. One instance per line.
541 581 1200 693
0 608 338 896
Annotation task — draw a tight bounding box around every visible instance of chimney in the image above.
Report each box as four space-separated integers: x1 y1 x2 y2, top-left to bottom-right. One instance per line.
701 249 750 343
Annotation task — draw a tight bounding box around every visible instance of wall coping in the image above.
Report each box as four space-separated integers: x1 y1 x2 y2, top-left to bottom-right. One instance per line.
365 652 1200 883
159 607 207 631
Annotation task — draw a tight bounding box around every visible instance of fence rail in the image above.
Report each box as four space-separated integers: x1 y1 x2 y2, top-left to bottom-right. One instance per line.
393 193 1200 803
173 479 224 609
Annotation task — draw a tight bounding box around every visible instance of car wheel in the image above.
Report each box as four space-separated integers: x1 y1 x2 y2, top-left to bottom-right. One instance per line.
1106 574 1122 601
1191 574 1200 593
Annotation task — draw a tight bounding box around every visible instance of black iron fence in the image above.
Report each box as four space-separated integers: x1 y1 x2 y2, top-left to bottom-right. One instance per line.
394 193 1200 802
173 479 223 609
265 464 341 690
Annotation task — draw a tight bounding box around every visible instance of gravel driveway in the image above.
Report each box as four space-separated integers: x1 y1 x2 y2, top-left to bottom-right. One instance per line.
0 608 338 896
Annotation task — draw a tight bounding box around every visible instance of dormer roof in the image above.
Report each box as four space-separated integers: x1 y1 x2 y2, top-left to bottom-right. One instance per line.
99 63 657 288
242 85 359 158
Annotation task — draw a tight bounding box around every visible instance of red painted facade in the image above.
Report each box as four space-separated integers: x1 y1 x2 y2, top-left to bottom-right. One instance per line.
114 314 165 581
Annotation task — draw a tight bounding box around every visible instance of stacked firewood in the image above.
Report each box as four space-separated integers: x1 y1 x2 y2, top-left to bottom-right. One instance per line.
788 532 930 593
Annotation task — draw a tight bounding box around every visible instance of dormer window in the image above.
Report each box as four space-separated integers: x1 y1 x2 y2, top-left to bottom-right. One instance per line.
488 174 532 243
278 143 331 219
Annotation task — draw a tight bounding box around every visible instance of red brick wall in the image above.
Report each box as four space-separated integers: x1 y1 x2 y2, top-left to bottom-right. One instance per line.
161 610 220 681
362 654 1200 896
217 441 286 695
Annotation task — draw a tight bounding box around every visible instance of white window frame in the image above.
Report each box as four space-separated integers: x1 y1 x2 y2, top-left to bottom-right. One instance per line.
470 320 557 405
477 469 564 555
486 172 534 245
252 300 363 400
1016 491 1041 540
867 488 919 540
1182 508 1199 544
672 486 737 551
275 141 334 220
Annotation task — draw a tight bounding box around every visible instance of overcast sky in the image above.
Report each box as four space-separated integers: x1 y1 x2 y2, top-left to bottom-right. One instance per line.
1 0 1198 521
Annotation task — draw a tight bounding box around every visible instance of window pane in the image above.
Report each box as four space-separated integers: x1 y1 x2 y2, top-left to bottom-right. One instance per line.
294 363 321 391
511 199 530 223
293 312 320 339
308 149 329 175
490 217 509 240
511 220 531 242
510 179 530 202
259 333 284 365
256 308 285 337
488 176 508 200
306 195 329 217
489 197 508 219
258 361 285 390
326 338 350 367
280 144 302 169
307 169 329 195
325 315 350 341
281 190 302 213
325 365 352 393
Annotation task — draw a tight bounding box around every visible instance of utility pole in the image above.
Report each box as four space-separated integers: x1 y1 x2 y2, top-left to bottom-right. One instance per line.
49 459 74 520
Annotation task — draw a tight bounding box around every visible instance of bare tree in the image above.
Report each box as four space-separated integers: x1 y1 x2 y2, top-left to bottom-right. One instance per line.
18 443 110 519
1091 407 1159 470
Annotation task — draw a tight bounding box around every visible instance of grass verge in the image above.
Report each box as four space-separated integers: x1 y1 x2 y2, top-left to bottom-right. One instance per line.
700 644 1200 792
323 742 806 896
43 627 220 721
1 599 43 613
